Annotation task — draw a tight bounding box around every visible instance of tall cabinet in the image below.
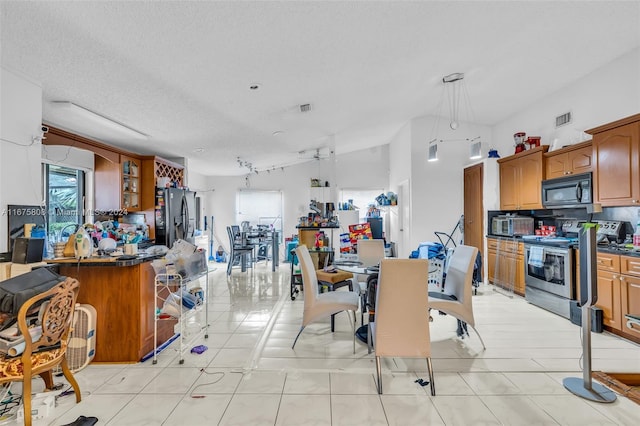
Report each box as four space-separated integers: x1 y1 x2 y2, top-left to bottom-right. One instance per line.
95 154 142 212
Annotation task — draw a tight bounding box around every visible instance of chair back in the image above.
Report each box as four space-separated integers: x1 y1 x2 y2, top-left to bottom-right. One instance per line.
357 239 385 267
444 245 478 307
19 277 80 357
295 245 321 304
375 259 430 358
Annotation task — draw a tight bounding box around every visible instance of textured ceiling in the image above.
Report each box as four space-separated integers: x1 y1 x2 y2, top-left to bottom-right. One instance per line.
2 1 639 176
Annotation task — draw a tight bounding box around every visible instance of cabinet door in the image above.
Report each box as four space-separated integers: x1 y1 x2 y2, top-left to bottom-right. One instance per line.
545 152 568 180
487 249 497 283
567 145 593 175
514 253 525 295
519 154 545 209
122 156 141 211
499 160 519 210
593 122 640 206
596 269 622 330
620 274 640 338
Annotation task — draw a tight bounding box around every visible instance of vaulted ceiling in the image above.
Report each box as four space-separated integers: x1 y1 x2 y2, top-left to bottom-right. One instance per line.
2 1 639 175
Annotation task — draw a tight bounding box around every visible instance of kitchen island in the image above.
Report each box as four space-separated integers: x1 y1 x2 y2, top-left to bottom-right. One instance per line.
49 254 176 363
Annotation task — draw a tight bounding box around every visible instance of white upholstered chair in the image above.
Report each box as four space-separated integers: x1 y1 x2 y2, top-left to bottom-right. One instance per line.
371 258 435 395
428 244 486 350
292 245 360 353
355 239 385 324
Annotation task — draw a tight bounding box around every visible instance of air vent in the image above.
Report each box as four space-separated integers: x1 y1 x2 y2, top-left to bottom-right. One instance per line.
299 103 312 113
555 111 572 127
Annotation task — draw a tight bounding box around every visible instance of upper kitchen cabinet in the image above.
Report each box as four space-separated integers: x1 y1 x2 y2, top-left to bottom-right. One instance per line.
544 140 593 179
95 154 142 212
141 156 184 210
498 145 549 210
586 113 640 206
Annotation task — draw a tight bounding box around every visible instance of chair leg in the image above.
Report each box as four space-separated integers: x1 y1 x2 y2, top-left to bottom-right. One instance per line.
61 358 82 403
470 324 487 350
375 356 383 394
292 326 305 349
367 322 373 354
426 357 435 396
23 372 33 426
39 370 54 389
351 310 356 354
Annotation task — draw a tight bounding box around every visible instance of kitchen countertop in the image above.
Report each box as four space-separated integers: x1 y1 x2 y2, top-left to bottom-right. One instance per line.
487 234 640 256
47 253 159 267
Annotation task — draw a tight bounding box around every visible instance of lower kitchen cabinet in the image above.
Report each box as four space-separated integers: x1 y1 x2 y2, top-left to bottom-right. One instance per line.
595 252 640 343
595 268 622 330
487 237 525 296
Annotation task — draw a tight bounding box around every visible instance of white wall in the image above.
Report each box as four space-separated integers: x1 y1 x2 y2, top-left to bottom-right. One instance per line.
0 67 43 251
493 47 640 156
205 146 390 255
388 121 412 256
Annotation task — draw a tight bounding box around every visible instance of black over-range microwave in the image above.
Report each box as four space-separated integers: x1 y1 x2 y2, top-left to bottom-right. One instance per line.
541 172 592 209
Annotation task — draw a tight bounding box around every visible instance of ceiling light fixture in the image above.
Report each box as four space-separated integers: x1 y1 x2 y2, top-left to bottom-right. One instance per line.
249 83 261 90
469 137 482 160
50 102 148 139
427 73 483 162
428 139 438 162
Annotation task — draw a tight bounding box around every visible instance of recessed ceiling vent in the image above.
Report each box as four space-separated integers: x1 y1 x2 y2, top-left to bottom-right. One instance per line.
299 103 312 113
555 111 572 128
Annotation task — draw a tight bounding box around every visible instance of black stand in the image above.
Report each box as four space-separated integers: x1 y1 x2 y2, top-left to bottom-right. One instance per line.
563 224 616 403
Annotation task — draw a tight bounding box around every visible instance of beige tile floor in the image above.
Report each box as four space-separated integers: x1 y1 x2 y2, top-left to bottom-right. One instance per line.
5 261 640 425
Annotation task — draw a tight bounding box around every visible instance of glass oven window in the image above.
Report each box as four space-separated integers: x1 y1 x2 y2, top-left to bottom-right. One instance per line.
527 252 567 286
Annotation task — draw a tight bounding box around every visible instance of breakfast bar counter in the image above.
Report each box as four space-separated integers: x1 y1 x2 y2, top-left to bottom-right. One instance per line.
50 255 175 363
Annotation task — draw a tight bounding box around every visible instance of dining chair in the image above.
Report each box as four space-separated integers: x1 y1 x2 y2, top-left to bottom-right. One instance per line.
0 277 81 426
428 244 486 350
370 258 435 395
226 226 254 276
356 239 385 324
292 245 360 353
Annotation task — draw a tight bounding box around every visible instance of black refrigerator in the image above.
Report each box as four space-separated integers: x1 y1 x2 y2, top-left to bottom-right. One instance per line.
155 187 196 247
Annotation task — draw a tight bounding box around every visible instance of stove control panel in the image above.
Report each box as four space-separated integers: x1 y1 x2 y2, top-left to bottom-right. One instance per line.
596 220 622 237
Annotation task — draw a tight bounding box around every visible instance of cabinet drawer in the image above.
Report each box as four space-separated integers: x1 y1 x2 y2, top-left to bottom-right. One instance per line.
487 238 521 254
620 255 640 277
597 253 620 273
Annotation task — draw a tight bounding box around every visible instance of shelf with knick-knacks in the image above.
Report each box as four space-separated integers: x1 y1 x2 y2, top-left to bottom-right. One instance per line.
121 155 141 211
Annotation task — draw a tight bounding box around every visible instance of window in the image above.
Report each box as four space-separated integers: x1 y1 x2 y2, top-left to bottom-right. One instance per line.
236 190 283 236
44 164 85 241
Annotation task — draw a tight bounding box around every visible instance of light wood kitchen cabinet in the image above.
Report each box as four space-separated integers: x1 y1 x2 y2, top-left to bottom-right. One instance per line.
487 237 525 296
498 145 548 210
586 114 640 206
544 140 593 179
141 156 185 211
95 154 142 212
620 255 640 339
596 268 622 330
121 155 141 211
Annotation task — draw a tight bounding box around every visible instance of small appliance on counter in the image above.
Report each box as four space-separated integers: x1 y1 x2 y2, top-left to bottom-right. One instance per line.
491 214 534 237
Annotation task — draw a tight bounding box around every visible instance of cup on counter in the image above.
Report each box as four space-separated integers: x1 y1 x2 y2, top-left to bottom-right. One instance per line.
124 243 138 255
53 242 66 258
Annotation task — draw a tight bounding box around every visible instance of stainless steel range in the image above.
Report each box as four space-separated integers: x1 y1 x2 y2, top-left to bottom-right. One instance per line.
524 219 626 318
524 241 575 318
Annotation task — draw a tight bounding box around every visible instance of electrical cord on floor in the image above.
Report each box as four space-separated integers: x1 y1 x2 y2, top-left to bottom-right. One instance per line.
189 370 227 399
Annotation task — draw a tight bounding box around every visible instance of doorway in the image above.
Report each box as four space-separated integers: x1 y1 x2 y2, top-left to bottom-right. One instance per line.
464 163 484 269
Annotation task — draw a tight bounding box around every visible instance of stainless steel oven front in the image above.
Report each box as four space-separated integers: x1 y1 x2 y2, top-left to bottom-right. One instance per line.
524 243 574 318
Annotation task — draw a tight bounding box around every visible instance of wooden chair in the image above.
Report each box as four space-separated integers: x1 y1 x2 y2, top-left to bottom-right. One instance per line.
0 277 81 426
370 258 435 395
